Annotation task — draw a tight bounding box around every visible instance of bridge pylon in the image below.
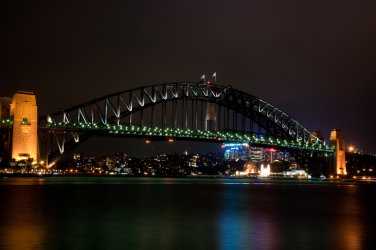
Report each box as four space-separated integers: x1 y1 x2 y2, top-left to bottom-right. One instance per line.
330 129 347 176
11 91 39 164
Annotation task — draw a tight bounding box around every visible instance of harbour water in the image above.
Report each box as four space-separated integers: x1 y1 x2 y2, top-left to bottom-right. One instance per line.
0 177 375 249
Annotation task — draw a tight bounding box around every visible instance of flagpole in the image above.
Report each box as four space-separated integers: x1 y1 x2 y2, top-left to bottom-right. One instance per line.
201 74 206 83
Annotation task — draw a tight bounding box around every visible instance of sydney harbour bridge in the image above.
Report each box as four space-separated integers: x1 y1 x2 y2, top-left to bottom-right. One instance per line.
0 81 345 177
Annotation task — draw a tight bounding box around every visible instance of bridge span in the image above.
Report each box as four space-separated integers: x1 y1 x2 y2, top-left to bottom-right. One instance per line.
1 82 348 177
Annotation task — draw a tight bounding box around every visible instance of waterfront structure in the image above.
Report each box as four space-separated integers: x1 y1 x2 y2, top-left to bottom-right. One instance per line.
330 129 347 175
10 91 38 163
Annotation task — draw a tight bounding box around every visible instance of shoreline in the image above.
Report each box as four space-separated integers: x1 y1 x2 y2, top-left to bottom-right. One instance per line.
1 173 375 184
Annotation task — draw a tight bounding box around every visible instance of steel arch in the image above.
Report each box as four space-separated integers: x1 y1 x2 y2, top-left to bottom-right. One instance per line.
41 82 322 144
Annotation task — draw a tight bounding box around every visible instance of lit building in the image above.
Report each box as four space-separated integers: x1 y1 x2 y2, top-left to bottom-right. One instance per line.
223 144 290 163
154 154 168 162
249 147 263 162
105 155 116 169
189 154 199 167
235 162 257 176
73 152 84 168
223 143 249 160
262 148 276 162
283 169 309 178
262 148 288 162
115 153 128 166
11 91 38 163
73 152 83 161
241 161 257 175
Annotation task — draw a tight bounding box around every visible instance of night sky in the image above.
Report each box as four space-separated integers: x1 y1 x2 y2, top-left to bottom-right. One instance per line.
1 0 375 155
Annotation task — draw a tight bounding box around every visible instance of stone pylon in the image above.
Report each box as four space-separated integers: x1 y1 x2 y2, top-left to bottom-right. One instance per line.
11 91 38 163
330 129 347 175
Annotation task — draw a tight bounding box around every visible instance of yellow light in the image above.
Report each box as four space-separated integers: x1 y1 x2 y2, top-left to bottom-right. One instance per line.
348 146 355 152
145 140 151 144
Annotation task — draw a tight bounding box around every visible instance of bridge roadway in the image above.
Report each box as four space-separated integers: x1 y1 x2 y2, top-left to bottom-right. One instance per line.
1 117 334 153
40 122 334 153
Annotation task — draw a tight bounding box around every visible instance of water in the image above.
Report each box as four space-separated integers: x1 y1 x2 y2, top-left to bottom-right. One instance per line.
0 177 375 250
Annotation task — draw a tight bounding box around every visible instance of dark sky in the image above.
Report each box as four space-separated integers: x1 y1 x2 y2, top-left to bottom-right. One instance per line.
1 0 376 155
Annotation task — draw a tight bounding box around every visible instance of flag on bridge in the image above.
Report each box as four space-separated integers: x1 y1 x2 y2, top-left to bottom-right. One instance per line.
200 74 206 82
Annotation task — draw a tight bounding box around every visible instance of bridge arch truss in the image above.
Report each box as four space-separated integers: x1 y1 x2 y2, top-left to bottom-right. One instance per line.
39 82 329 164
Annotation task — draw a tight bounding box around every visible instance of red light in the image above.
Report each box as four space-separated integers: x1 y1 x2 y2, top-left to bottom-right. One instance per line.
207 80 212 85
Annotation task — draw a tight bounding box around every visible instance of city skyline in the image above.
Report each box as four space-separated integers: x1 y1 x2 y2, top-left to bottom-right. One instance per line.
1 1 376 153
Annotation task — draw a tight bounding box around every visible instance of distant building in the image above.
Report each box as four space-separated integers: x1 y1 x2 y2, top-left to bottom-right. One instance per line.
262 148 288 163
223 144 290 163
73 152 84 168
73 152 83 161
189 154 199 167
249 147 263 162
105 155 116 169
223 143 249 160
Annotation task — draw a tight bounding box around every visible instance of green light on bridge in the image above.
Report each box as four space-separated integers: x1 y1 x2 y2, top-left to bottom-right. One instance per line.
45 122 333 152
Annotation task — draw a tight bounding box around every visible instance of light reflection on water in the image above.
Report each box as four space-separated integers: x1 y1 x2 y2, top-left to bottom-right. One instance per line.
1 184 46 250
0 177 374 250
331 186 362 250
217 188 279 250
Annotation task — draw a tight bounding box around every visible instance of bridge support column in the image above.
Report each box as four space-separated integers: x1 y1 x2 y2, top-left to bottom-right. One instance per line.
11 91 39 164
330 129 347 176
